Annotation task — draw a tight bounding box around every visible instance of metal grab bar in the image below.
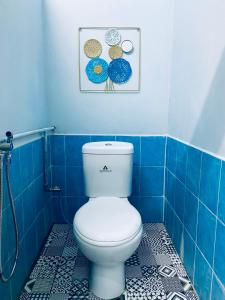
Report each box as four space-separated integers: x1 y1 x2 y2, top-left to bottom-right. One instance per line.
0 126 56 144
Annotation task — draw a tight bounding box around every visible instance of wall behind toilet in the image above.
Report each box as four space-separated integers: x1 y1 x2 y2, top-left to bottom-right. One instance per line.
44 0 174 135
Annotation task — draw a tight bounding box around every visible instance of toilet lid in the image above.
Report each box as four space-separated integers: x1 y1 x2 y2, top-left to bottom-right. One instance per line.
74 197 142 243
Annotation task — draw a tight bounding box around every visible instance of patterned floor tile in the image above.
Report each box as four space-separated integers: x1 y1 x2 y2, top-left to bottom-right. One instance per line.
51 277 72 294
158 265 177 278
49 294 69 300
125 265 142 278
125 277 147 296
141 266 159 279
19 224 199 300
72 267 89 280
125 251 140 266
155 253 172 265
43 246 64 256
32 279 54 293
161 277 184 293
167 291 187 300
62 246 78 257
70 279 89 297
29 293 50 300
144 276 164 294
185 291 199 300
75 255 89 267
30 256 59 279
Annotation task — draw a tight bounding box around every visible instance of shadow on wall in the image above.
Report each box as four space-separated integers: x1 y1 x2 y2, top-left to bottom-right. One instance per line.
190 47 225 153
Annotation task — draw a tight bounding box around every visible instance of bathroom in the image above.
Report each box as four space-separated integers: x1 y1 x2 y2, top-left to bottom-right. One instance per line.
0 0 225 299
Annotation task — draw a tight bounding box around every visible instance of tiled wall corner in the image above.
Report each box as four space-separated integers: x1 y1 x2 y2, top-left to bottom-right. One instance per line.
165 137 225 299
50 135 166 224
0 138 54 300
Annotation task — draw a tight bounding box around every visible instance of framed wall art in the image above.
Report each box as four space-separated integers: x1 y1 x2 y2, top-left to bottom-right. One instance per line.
79 27 141 93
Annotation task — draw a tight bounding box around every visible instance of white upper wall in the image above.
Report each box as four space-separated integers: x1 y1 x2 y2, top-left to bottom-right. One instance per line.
0 0 48 138
169 0 225 158
44 0 174 135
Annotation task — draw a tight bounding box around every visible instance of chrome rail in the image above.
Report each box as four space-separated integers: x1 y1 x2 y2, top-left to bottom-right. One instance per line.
0 126 56 144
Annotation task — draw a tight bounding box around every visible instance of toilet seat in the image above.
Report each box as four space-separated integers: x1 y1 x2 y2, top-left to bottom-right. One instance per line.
73 197 142 247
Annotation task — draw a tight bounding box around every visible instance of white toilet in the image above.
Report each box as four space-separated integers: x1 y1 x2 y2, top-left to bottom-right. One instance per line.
73 141 143 299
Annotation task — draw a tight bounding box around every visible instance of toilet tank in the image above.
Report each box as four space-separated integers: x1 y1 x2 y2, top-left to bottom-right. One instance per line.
82 141 133 197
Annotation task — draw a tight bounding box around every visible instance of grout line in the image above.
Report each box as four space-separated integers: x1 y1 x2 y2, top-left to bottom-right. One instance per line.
193 152 203 284
163 136 168 223
209 159 223 300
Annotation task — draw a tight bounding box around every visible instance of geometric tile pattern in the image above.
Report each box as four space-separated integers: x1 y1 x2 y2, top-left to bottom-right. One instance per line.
19 223 199 300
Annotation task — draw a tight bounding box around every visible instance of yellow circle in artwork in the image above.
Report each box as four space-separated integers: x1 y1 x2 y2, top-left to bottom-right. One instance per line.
84 39 102 58
108 45 123 60
94 65 103 74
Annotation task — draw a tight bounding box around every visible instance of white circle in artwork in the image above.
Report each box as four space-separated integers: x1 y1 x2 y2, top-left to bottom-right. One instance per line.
105 29 121 46
121 40 134 54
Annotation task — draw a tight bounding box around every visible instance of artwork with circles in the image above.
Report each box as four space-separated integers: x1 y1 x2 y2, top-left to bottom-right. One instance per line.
79 27 141 92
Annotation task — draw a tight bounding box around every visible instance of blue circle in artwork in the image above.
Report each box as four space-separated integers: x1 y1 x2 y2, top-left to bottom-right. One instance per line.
85 58 108 83
108 58 132 84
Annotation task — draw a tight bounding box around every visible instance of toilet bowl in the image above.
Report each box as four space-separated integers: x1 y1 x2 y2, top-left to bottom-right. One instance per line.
73 196 142 299
73 141 143 299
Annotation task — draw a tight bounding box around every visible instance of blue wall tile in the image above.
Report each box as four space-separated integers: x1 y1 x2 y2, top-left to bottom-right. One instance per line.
116 136 140 166
130 196 163 223
20 143 34 190
165 137 225 299
91 135 115 142
166 137 177 173
140 167 164 196
66 166 84 197
172 215 183 256
174 178 185 222
50 135 65 166
194 248 212 300
214 220 225 287
141 136 165 166
196 202 216 266
164 200 175 238
14 194 25 240
65 135 90 166
165 170 176 208
183 229 195 281
132 166 140 196
32 138 44 178
211 275 225 299
200 153 221 214
186 147 202 197
0 138 53 300
52 166 66 196
0 262 12 300
64 196 88 223
218 161 225 224
175 141 187 183
10 241 28 300
10 147 22 197
184 189 198 241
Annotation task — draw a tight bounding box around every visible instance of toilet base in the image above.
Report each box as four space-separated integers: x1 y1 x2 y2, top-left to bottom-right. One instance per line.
90 262 125 299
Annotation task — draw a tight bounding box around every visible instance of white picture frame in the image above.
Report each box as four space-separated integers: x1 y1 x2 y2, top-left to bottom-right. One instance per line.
79 27 141 93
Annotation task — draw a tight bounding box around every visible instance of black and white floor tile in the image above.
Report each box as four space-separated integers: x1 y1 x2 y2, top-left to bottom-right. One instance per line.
19 224 199 300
